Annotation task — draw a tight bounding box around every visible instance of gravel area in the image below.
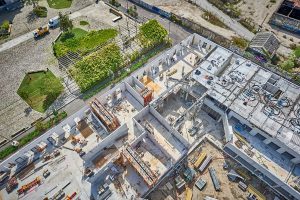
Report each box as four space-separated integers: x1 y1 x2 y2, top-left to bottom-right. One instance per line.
143 0 238 40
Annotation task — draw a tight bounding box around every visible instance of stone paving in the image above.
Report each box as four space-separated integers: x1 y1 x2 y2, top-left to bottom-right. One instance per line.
0 2 143 141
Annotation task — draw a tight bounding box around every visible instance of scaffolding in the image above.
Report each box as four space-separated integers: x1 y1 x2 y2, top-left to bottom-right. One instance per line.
90 98 120 132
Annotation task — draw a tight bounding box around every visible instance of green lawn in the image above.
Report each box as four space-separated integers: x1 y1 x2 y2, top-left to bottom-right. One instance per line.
53 28 118 57
17 70 64 113
47 0 73 9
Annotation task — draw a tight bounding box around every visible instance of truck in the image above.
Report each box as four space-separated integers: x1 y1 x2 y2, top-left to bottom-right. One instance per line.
48 16 59 28
33 26 49 38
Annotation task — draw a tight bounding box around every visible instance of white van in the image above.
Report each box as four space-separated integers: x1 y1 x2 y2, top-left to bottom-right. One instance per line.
48 16 59 28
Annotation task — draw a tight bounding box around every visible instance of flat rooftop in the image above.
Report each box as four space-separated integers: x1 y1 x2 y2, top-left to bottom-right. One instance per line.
192 46 300 154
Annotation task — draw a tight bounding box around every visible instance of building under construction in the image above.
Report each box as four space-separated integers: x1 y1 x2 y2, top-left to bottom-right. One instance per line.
1 33 300 200
269 0 300 34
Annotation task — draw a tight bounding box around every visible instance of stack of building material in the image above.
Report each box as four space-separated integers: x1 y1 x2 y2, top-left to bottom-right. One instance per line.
17 177 41 195
122 146 157 187
208 167 220 191
90 98 120 132
194 152 207 169
199 155 212 172
140 87 153 106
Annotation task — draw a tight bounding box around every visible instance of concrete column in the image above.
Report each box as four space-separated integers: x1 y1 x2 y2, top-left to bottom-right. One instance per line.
263 138 273 145
249 129 257 136
291 157 300 164
276 147 286 154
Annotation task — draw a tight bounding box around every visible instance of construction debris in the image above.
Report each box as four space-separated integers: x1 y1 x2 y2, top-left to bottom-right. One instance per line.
90 98 120 132
17 177 41 195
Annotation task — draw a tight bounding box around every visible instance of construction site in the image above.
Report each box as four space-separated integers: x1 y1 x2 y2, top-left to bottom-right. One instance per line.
1 33 300 200
149 140 277 200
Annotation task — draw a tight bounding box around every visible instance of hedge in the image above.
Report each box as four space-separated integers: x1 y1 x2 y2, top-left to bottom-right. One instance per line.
0 111 67 160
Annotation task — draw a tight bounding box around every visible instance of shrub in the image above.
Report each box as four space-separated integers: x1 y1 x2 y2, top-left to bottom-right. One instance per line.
139 19 168 48
79 20 89 26
1 20 10 30
0 111 67 160
232 36 248 49
33 6 48 18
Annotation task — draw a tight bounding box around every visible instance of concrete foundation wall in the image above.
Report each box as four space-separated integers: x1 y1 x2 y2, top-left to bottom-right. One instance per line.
149 106 189 148
133 118 145 133
222 115 233 143
133 105 150 121
82 124 129 162
146 132 174 165
132 77 146 90
125 82 144 106
130 131 147 147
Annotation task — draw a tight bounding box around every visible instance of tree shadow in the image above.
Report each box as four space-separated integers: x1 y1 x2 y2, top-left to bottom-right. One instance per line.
60 31 75 42
0 2 23 24
26 11 38 24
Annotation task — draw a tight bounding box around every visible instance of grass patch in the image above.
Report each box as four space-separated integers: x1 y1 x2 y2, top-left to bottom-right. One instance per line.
47 0 73 9
53 28 117 57
0 111 67 160
79 20 89 26
202 11 228 29
33 6 47 18
17 70 64 113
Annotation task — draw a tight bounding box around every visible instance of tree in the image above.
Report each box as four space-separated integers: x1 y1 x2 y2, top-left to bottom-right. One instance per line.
59 12 73 32
22 0 39 8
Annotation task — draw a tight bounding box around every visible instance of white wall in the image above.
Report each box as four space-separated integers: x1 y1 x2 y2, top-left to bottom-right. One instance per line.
222 115 233 143
82 124 128 162
125 82 144 106
149 106 190 148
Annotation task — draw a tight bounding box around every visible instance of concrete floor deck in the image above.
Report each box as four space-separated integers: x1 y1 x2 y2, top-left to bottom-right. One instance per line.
230 120 294 183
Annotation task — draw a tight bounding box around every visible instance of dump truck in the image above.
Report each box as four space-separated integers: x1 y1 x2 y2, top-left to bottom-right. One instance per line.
33 26 49 38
